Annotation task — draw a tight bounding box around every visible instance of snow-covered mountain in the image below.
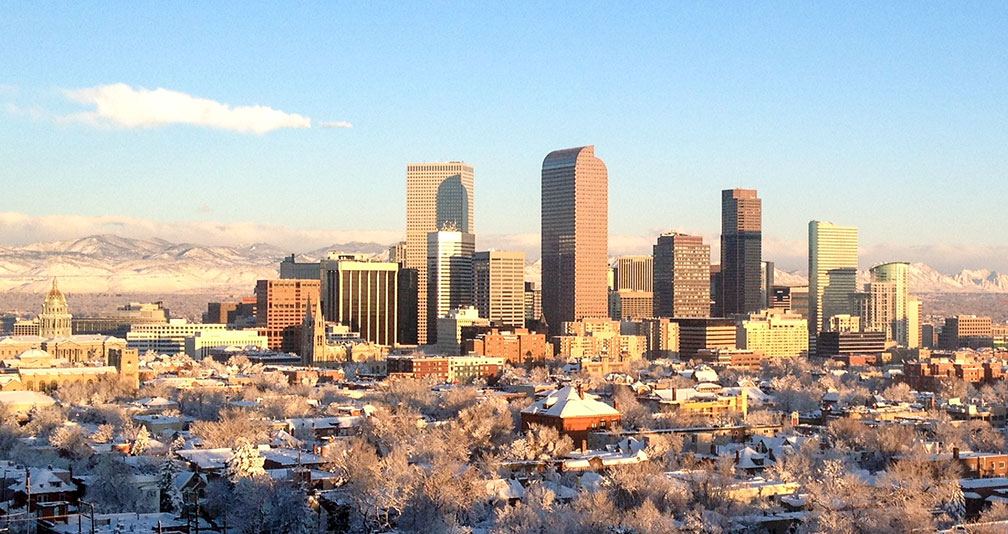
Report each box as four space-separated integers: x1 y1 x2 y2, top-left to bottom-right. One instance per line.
771 263 1008 293
0 235 389 294
0 235 1004 295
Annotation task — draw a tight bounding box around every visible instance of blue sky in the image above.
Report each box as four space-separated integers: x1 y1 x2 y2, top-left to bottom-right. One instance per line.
1 2 1007 271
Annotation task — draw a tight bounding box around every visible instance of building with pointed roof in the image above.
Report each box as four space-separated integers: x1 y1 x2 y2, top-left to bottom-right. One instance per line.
520 385 621 442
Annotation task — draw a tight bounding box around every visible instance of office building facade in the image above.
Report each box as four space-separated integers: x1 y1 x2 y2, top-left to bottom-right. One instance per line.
720 189 762 315
320 257 399 346
427 230 476 343
653 233 711 318
473 250 525 329
406 162 475 344
541 146 608 331
808 221 859 343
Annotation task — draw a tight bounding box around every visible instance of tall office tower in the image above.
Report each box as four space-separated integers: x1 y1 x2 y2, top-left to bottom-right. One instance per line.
614 256 653 292
473 250 526 329
541 145 608 331
808 221 858 343
866 262 910 346
406 162 475 344
320 256 399 346
720 188 762 315
653 233 711 318
427 229 476 343
255 279 321 354
760 261 775 309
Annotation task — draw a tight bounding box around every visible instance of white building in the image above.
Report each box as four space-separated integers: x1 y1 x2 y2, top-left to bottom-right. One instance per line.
184 329 269 359
435 306 488 355
127 319 227 355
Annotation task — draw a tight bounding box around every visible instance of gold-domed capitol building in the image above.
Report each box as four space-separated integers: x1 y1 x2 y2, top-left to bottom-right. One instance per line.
39 278 73 338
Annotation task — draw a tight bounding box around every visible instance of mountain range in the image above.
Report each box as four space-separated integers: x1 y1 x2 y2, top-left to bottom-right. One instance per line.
0 234 1006 294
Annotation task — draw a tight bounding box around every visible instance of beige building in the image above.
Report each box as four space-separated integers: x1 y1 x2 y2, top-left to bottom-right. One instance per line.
737 309 809 358
127 320 228 355
406 162 475 344
621 317 680 359
829 314 861 333
653 233 711 318
435 306 489 355
473 250 525 329
809 221 859 341
609 290 653 320
614 255 653 292
557 318 646 361
184 329 268 360
541 146 608 330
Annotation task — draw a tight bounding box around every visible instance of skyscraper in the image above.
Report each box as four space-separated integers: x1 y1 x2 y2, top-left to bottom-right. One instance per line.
653 233 711 318
808 221 858 343
473 250 526 329
406 162 474 344
427 229 475 344
541 146 608 331
320 256 399 346
720 188 762 315
866 262 911 347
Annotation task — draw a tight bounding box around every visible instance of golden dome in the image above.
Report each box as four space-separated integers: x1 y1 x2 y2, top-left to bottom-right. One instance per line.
45 278 66 304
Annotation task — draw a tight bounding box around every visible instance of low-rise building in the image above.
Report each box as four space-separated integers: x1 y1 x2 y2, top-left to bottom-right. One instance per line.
466 328 552 364
387 355 504 383
520 385 622 443
737 309 808 358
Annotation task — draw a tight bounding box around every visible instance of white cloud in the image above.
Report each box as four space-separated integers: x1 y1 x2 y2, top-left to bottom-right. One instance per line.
318 120 353 129
61 83 314 134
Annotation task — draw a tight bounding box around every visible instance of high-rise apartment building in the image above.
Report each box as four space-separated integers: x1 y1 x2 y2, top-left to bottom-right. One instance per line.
720 189 762 315
541 146 608 330
406 162 474 344
614 256 653 292
866 262 911 347
427 230 476 343
808 221 858 343
653 233 710 318
472 250 525 329
255 279 321 354
320 256 399 346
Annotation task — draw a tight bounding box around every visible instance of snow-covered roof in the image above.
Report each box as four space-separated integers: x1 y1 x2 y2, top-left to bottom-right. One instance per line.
521 385 620 419
0 390 56 410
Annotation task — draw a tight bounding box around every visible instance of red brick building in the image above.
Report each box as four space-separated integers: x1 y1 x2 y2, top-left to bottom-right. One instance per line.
466 328 553 364
255 279 321 354
520 385 622 443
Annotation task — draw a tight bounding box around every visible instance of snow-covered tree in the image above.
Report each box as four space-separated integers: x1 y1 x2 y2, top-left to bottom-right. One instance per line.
226 440 266 482
91 423 115 444
158 459 183 513
129 425 150 456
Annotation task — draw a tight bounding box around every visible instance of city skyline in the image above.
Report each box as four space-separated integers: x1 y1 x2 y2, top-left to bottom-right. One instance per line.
3 4 1008 273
